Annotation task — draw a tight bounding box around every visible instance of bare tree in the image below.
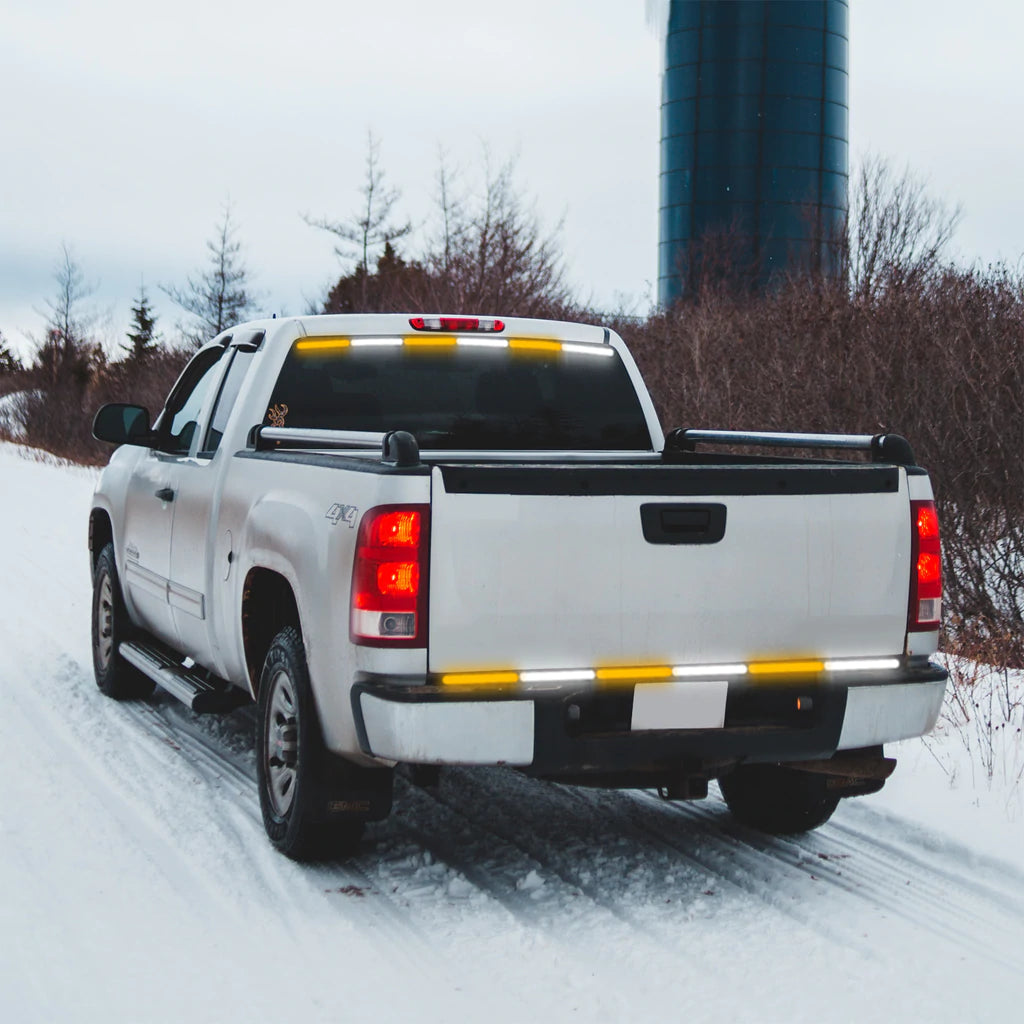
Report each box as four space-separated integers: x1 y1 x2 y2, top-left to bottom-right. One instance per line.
34 244 100 388
314 146 576 318
18 246 104 454
163 203 256 346
434 149 466 281
304 130 412 308
421 152 574 317
845 156 961 300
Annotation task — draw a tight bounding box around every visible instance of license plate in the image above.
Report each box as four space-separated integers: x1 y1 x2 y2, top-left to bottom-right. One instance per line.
630 680 729 731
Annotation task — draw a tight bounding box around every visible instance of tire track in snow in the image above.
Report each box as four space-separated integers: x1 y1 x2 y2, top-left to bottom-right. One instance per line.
120 695 669 971
556 782 879 956
480 769 877 950
19 649 444 983
636 788 1024 973
30 644 1024 979
391 775 654 938
432 766 1024 972
116 691 511 991
790 815 1024 970
120 697 450 974
95 687 501 1009
832 803 1024 908
9 682 239 921
414 768 772 951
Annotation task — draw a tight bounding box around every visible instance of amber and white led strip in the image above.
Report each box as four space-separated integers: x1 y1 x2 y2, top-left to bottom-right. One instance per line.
440 657 901 687
295 336 614 357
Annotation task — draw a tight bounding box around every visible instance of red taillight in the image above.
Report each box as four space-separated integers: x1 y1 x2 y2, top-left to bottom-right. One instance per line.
351 505 429 646
376 562 419 597
409 316 505 333
909 499 942 631
370 510 421 547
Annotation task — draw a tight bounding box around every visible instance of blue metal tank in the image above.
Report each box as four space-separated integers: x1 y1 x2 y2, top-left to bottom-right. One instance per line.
658 0 849 305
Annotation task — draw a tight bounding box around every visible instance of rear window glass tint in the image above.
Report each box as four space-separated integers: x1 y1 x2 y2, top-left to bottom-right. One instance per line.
265 344 652 451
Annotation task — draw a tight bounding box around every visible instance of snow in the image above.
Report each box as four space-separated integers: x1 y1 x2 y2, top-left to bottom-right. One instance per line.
1 440 1022 1023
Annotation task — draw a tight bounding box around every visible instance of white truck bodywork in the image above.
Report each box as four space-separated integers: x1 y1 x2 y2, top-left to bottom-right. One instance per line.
89 313 948 851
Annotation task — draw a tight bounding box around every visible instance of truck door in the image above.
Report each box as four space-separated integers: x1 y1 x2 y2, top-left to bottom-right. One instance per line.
121 346 228 648
166 339 258 668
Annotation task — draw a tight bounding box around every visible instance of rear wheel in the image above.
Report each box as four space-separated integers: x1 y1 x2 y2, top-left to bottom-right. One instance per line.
257 627 364 860
91 544 154 700
719 764 839 834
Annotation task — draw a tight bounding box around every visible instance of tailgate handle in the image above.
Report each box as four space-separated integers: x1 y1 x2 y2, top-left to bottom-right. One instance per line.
641 503 726 545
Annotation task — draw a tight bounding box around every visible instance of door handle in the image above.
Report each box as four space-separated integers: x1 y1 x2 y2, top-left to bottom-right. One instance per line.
155 487 175 503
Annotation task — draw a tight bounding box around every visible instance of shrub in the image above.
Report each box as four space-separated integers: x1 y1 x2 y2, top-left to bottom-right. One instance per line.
617 265 1023 659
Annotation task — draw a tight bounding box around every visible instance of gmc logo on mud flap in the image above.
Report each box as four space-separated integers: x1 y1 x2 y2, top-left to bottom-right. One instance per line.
326 504 358 527
328 799 371 814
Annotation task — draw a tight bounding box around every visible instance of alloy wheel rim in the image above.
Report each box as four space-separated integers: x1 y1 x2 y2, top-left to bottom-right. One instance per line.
265 669 299 817
97 572 114 670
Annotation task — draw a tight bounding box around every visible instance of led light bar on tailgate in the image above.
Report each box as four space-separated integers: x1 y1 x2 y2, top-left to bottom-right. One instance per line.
439 657 902 687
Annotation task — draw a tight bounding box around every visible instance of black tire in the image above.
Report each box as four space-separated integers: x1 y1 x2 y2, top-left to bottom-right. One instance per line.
719 764 840 835
91 543 155 700
256 627 364 861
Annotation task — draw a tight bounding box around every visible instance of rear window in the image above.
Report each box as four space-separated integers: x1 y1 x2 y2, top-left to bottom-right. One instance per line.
265 343 652 450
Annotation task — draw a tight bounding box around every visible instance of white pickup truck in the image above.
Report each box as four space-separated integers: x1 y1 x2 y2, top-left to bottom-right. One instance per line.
90 313 947 859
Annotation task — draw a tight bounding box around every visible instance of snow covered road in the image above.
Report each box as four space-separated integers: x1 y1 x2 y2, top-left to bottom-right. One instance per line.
1 443 1021 1023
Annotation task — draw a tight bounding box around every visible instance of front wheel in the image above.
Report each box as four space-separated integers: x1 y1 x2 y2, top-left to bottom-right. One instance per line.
91 544 154 700
256 627 364 860
719 764 840 835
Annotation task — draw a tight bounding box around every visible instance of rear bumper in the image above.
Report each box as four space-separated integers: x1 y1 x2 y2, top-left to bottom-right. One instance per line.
837 679 947 750
351 661 948 777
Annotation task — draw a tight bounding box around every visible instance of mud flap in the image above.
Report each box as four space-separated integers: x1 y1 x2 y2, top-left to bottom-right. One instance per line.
316 752 394 823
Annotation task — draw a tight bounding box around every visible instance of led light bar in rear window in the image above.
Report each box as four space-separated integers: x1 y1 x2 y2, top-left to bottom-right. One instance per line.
295 336 613 357
410 316 505 333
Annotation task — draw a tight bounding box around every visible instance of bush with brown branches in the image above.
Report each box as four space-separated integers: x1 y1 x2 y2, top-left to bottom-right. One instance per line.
618 159 1023 660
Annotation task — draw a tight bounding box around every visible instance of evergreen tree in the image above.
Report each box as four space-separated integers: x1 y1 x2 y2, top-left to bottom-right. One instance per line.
123 282 160 361
323 241 428 313
0 331 21 375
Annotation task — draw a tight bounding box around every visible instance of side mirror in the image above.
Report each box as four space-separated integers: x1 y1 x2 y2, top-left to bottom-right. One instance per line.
92 404 156 446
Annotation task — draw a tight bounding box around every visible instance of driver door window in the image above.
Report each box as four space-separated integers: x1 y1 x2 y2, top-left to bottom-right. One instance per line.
162 348 228 455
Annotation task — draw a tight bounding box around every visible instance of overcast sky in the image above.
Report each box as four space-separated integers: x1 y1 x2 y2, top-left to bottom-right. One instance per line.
2 0 1022 357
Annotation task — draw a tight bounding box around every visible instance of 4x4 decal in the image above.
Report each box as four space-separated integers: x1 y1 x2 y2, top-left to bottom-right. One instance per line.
326 503 358 527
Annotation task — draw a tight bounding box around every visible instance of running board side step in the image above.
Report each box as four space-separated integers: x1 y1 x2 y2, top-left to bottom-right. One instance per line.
120 640 248 714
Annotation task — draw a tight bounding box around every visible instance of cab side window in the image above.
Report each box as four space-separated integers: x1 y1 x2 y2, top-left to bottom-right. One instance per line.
160 348 227 455
202 347 257 455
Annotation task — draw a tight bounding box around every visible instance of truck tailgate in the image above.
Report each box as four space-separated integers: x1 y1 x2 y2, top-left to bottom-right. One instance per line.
427 463 910 673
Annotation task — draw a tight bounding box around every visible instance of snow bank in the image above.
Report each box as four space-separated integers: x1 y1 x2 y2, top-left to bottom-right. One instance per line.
874 655 1024 865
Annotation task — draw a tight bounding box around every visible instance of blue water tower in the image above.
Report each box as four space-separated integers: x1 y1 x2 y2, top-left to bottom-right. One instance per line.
658 0 849 305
